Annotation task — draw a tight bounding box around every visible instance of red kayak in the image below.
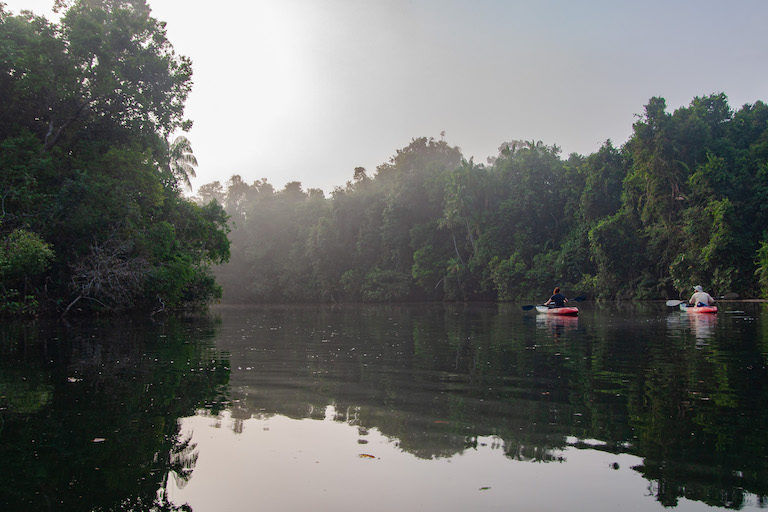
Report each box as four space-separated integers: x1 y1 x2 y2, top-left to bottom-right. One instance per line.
536 306 579 316
679 304 718 314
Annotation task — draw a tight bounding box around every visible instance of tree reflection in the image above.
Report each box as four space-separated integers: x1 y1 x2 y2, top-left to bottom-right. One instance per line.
4 304 767 510
212 303 767 508
629 318 768 507
0 315 229 511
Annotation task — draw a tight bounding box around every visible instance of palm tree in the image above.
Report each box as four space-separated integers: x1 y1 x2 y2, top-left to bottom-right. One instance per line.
168 135 198 191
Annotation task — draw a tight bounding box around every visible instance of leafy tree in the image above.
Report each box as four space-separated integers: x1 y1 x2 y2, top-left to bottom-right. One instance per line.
205 94 768 303
361 268 411 301
579 140 627 223
0 228 54 313
0 1 229 315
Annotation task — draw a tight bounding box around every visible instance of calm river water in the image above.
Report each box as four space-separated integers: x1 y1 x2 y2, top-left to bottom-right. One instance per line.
1 302 767 511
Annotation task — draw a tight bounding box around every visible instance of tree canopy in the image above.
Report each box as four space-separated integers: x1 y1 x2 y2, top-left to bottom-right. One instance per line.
4 3 767 310
207 95 768 303
0 0 229 315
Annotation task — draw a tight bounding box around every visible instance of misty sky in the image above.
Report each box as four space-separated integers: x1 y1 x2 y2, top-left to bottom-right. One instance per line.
5 0 768 195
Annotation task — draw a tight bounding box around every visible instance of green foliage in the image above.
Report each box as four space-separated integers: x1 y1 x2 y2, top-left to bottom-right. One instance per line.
488 253 526 301
9 5 764 307
361 268 411 302
579 140 626 223
756 239 768 298
0 229 54 315
0 1 229 315
588 212 647 298
0 229 54 283
205 94 768 304
411 244 446 298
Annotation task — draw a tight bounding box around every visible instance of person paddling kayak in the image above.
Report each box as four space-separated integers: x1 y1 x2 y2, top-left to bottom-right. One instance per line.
543 287 568 308
689 285 715 307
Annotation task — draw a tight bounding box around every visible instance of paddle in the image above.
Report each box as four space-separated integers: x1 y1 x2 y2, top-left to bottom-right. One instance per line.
522 296 586 311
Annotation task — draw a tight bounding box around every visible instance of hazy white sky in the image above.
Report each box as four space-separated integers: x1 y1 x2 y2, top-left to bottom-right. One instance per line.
5 0 768 194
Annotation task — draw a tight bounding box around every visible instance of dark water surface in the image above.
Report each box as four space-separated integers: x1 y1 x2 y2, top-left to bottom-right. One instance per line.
1 302 767 511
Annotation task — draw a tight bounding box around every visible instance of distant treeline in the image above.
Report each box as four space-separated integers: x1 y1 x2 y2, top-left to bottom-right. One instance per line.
204 94 768 303
0 1 229 316
4 3 768 313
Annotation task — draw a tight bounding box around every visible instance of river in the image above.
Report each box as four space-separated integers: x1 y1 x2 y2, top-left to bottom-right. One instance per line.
1 302 766 511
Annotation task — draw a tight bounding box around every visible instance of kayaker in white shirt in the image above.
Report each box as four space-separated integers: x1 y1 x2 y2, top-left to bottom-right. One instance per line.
689 285 715 306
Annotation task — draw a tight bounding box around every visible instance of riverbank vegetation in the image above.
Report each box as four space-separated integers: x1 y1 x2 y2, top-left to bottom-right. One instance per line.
207 94 768 303
4 3 768 314
0 0 229 316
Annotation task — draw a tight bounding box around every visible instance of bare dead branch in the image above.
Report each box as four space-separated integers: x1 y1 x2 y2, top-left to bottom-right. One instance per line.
65 238 149 314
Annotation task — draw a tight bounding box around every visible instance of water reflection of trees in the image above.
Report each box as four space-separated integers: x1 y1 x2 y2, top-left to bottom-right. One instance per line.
629 312 768 507
0 315 230 511
215 303 768 509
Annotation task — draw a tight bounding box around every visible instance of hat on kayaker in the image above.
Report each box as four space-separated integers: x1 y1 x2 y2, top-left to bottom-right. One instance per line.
694 285 703 292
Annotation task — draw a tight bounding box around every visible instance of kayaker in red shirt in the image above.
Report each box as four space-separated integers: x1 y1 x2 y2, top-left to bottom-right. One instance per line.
689 285 715 307
544 287 568 308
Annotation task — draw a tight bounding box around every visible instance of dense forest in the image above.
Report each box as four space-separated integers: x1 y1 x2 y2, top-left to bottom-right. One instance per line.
206 94 768 303
4 3 768 315
0 0 229 316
